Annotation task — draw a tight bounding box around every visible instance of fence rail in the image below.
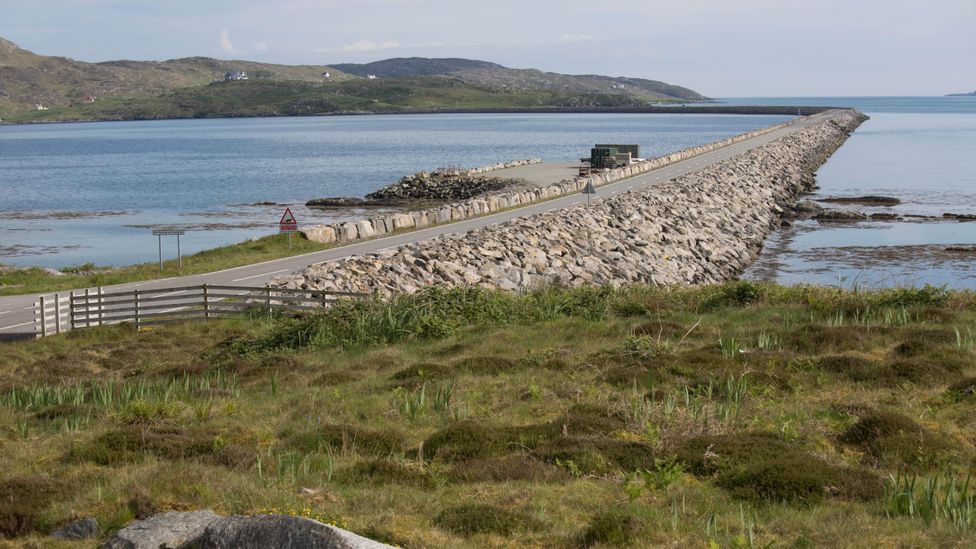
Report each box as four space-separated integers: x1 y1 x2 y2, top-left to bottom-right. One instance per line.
35 284 367 337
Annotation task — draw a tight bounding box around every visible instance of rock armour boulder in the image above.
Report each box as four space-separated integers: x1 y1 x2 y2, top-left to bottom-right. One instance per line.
279 111 865 295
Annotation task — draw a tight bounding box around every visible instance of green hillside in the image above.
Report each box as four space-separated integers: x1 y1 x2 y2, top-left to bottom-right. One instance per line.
0 37 705 123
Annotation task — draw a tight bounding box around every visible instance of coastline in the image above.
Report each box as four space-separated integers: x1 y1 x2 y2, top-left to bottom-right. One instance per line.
0 104 834 126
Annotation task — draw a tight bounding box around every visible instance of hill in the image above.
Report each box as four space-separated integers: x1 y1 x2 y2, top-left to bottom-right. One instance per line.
945 90 976 96
332 57 705 101
0 37 352 117
0 37 705 123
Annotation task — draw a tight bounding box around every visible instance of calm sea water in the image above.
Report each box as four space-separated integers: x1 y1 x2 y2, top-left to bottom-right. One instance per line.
0 113 788 268
732 97 976 289
3 98 975 289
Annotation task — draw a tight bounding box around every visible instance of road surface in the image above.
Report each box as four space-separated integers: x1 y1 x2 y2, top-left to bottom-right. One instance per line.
0 111 841 340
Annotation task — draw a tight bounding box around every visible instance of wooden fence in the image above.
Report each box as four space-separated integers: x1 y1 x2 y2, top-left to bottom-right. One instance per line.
35 284 367 337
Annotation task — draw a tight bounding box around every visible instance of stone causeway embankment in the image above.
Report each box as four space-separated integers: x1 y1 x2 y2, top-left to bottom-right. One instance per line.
279 110 865 294
300 118 802 246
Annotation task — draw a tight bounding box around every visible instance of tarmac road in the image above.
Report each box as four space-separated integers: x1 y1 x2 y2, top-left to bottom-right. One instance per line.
0 111 842 340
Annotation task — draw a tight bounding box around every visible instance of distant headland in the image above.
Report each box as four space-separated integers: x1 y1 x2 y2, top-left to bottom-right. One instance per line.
0 35 710 124
945 90 976 96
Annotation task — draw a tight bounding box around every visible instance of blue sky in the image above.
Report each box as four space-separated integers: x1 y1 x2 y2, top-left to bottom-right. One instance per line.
3 0 974 96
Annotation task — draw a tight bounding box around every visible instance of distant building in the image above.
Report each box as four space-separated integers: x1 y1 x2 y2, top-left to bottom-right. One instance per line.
32 104 48 111
366 74 377 80
83 95 96 103
321 71 332 80
224 71 249 81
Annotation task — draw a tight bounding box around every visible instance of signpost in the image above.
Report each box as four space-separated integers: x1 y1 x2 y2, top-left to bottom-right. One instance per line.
151 228 186 271
581 181 597 206
279 207 299 249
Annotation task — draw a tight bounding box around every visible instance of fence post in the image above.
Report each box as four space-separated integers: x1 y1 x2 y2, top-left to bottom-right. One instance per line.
55 293 62 334
134 290 141 329
69 291 76 331
97 287 103 326
39 295 47 337
266 287 272 315
203 284 210 320
84 288 91 328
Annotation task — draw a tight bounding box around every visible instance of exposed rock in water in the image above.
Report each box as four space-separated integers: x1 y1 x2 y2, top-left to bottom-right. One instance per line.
273 110 867 295
789 200 824 218
946 246 976 253
819 195 901 206
815 210 868 222
943 213 976 222
366 172 528 201
306 197 429 208
102 511 393 549
869 212 899 221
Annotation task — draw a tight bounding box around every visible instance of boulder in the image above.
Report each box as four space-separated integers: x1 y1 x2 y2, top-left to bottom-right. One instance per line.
102 512 393 549
185 514 394 549
51 517 99 540
103 510 219 549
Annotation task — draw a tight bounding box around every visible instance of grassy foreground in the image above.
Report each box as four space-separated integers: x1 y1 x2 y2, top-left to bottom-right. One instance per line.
0 233 332 296
1 282 974 547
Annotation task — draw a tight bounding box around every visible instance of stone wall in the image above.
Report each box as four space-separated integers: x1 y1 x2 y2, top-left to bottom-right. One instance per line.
300 117 800 246
275 110 865 294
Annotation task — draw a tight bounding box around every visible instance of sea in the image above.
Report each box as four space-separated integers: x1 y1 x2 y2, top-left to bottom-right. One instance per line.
1 97 974 289
725 97 976 289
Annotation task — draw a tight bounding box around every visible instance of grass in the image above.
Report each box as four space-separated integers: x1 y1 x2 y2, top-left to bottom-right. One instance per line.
0 281 975 547
0 233 334 296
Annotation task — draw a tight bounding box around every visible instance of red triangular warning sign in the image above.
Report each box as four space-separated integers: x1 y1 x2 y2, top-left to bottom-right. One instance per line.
279 208 297 225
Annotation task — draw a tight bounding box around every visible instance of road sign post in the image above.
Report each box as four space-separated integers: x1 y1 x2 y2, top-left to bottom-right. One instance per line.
581 181 597 206
151 228 186 271
278 208 299 249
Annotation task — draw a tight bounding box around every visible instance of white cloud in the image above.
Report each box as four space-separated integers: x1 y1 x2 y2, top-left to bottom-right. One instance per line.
219 29 245 54
558 33 593 43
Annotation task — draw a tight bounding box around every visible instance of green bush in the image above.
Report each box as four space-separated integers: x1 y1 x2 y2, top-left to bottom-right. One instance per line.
839 411 960 469
434 504 543 536
581 508 640 547
946 377 976 401
677 432 882 503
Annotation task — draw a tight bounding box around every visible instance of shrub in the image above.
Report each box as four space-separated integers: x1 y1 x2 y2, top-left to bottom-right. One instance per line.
285 424 407 457
423 407 653 473
434 504 543 536
677 432 882 503
67 425 251 467
580 508 640 547
233 285 614 353
946 377 976 401
699 281 766 310
450 455 568 483
839 411 959 469
0 476 66 538
337 459 432 486
717 455 881 504
389 363 454 382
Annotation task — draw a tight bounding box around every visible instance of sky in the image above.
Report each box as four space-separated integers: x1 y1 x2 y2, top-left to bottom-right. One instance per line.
2 0 974 96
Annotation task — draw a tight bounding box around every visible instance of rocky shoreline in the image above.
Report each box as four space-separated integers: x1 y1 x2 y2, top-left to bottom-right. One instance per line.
273 110 866 295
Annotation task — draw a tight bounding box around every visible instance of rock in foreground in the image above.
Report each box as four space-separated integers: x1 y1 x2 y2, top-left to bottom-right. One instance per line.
103 511 393 549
